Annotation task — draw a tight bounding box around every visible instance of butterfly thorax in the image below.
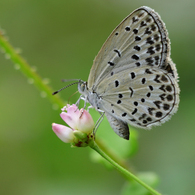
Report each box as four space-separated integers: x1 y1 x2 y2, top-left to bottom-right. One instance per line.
78 80 102 110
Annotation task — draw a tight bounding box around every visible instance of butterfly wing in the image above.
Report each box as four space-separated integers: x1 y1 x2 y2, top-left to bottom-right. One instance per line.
96 65 180 129
88 6 176 91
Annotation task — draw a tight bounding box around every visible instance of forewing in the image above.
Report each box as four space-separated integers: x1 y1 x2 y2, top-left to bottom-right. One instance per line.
88 6 174 90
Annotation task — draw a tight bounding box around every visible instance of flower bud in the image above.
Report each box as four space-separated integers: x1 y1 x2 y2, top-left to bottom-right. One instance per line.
52 104 95 146
52 123 74 143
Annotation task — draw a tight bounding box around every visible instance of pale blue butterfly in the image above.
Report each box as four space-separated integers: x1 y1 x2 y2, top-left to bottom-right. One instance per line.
56 6 180 140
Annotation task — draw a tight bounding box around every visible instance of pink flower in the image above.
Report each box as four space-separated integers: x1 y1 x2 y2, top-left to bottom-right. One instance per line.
52 104 95 144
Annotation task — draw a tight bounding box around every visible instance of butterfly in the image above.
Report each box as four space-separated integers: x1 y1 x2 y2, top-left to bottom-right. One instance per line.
72 6 179 140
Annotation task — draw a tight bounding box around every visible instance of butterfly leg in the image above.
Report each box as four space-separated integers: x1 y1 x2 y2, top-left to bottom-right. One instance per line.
74 95 84 116
76 95 91 118
93 110 105 139
75 95 86 111
87 105 94 112
75 95 84 107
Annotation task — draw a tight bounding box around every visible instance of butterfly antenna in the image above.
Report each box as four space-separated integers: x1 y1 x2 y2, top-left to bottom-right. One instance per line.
52 81 79 95
61 79 80 82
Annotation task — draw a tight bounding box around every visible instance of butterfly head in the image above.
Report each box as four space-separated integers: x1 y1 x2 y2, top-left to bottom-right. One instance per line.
78 80 88 96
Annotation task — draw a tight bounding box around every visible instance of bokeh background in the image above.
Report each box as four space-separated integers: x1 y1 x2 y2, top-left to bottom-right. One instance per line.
0 0 195 195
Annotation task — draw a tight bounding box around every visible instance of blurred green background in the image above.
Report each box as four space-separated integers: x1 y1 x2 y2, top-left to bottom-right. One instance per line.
0 0 195 194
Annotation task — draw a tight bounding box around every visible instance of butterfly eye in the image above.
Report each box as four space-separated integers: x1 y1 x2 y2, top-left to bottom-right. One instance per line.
78 81 88 95
80 83 86 92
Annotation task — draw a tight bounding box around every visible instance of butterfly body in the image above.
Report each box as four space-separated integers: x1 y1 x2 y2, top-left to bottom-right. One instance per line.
78 6 180 140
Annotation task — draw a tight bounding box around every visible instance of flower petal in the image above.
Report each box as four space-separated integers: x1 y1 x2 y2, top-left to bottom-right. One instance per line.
52 123 75 143
77 109 95 134
60 104 81 129
66 104 80 116
60 112 78 129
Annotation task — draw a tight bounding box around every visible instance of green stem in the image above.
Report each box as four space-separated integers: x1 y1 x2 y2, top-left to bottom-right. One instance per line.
95 138 129 170
0 31 64 110
90 141 161 195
